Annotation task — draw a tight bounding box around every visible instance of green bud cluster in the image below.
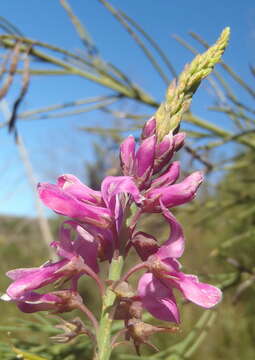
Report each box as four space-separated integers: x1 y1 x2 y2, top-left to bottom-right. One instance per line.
156 27 230 140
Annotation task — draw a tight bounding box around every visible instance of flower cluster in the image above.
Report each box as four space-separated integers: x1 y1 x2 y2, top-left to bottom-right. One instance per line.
1 117 222 349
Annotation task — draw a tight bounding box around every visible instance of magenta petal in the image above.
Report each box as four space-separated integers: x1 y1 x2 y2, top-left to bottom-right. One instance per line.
6 260 67 299
38 183 111 228
102 176 142 207
141 117 156 139
150 161 180 189
146 171 204 209
138 273 180 323
153 134 175 174
17 292 61 313
120 136 135 176
157 205 185 259
173 132 186 151
135 135 156 179
82 224 114 261
55 221 99 272
53 220 76 259
6 268 42 281
74 226 99 273
176 273 222 308
101 176 142 232
57 174 102 205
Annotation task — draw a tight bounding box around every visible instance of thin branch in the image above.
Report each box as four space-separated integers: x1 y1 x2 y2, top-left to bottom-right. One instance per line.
185 112 255 150
22 98 119 121
195 128 255 151
1 37 156 102
119 9 177 78
18 94 119 119
76 303 99 331
0 100 55 258
98 0 170 85
60 0 98 55
184 144 213 173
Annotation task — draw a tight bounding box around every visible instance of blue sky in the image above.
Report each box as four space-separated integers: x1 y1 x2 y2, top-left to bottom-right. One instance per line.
0 0 254 216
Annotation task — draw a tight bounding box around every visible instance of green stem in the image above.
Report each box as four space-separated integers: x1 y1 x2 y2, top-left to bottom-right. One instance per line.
96 255 124 360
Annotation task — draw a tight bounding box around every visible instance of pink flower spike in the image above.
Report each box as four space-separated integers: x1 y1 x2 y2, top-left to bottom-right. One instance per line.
138 273 180 323
120 136 136 176
141 117 156 139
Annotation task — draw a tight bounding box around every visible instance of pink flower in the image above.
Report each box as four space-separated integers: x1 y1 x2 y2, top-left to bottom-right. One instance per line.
1 222 99 312
141 117 156 139
143 171 204 212
149 161 180 189
137 207 222 323
13 290 83 314
132 204 184 260
120 135 156 188
38 174 142 231
138 264 222 323
120 118 186 189
153 132 186 174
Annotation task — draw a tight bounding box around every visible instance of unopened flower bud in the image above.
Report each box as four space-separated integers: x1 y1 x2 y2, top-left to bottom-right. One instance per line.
132 232 159 261
50 317 88 343
141 117 156 140
127 319 179 354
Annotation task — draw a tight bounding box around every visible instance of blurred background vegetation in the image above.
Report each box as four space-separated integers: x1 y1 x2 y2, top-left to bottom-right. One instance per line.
0 1 255 359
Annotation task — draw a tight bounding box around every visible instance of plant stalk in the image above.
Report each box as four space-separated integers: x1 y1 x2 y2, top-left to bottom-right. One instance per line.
95 255 124 360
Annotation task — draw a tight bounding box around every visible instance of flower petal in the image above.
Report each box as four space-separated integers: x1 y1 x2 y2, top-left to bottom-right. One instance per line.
145 171 203 210
101 176 143 231
175 273 222 308
173 132 186 151
120 136 136 176
138 273 180 323
6 260 67 299
38 183 111 228
54 221 99 272
150 161 180 189
57 174 102 206
134 135 156 181
156 204 185 259
141 117 156 139
74 225 99 273
17 292 61 313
